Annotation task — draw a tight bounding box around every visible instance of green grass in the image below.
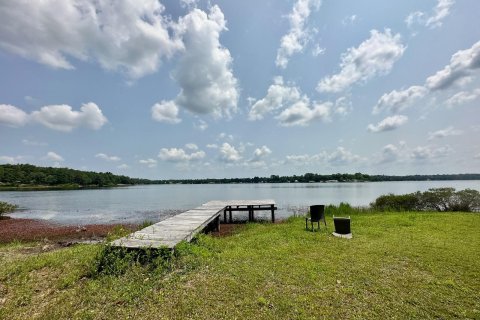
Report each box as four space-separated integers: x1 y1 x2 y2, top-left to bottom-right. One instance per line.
0 212 479 319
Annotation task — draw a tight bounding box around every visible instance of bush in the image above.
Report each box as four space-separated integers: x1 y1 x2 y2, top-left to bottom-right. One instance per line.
371 188 480 212
0 201 18 216
370 193 420 211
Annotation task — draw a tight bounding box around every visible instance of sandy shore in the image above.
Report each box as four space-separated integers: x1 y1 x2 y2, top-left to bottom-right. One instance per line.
0 216 242 244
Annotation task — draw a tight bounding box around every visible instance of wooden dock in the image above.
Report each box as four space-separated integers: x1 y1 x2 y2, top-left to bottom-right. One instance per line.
111 199 276 249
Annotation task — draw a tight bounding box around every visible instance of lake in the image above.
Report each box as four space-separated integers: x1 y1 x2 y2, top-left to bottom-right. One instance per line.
1 181 479 225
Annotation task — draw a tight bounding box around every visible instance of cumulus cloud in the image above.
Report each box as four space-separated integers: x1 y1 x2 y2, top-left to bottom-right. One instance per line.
342 14 357 26
276 0 322 68
0 155 21 164
117 164 129 170
249 77 302 120
22 139 47 147
139 158 157 168
0 102 107 131
311 44 325 57
275 100 331 126
151 101 181 124
317 29 405 93
373 41 480 113
45 151 64 162
160 6 238 119
0 104 29 127
373 86 428 114
426 41 480 91
333 97 352 116
185 143 198 151
219 143 242 162
249 76 332 126
406 0 455 29
411 145 452 160
95 153 121 162
206 144 218 149
445 89 480 107
194 119 208 131
0 0 182 79
378 144 401 163
158 147 205 162
428 126 463 140
285 147 362 166
367 115 408 133
252 146 272 161
30 102 107 132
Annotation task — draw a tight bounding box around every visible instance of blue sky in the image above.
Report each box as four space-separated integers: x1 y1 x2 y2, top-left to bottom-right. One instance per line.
0 0 479 179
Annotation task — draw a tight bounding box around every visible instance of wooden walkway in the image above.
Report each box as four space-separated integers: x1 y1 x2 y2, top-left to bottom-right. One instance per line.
111 199 276 249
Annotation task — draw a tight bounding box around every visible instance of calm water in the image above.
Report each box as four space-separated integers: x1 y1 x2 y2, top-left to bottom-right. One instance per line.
1 181 479 225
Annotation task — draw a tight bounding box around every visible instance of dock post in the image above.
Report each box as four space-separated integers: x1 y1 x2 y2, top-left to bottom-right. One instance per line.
229 206 233 223
248 205 253 222
223 209 227 223
271 204 275 222
216 215 220 232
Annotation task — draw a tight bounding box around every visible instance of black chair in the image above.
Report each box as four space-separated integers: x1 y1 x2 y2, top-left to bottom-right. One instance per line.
305 205 326 231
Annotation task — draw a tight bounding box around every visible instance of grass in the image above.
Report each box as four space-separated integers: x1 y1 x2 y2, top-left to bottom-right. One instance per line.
0 211 479 319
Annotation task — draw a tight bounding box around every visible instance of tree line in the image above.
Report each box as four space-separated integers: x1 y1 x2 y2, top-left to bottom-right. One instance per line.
0 164 150 187
1 164 479 188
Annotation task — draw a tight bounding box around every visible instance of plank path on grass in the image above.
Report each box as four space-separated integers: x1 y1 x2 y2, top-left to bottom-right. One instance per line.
111 199 276 249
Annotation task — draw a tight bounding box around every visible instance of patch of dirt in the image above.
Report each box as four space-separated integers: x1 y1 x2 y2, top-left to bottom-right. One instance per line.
210 223 246 237
0 216 137 244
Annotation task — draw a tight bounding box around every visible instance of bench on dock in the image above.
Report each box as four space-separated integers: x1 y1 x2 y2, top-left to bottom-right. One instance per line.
111 199 277 249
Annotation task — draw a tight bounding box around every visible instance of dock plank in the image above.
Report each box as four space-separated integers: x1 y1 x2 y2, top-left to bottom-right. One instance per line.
111 199 276 249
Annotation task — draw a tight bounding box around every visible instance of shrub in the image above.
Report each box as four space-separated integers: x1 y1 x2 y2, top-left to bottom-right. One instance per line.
0 201 18 216
370 193 420 211
371 188 480 212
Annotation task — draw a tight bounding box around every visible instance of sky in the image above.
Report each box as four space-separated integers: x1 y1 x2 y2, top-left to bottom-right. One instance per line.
0 0 479 179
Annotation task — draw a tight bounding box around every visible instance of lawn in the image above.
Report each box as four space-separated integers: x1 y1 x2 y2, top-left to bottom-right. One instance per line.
0 212 479 319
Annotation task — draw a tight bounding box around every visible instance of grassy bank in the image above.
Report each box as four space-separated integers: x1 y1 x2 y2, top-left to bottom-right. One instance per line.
1 212 479 319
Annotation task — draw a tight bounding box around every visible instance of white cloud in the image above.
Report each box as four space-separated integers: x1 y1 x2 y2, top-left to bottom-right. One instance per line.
167 6 238 118
252 146 272 161
285 147 362 166
194 119 208 131
373 86 428 114
445 89 480 108
151 101 181 124
0 102 107 131
342 14 357 26
276 0 322 68
334 97 352 116
45 151 64 162
317 29 405 93
327 147 362 165
185 143 198 150
475 153 480 159
0 0 182 79
379 144 401 163
139 158 157 168
406 0 455 29
249 77 302 120
367 115 408 133
275 100 331 127
31 102 107 132
411 145 452 160
426 41 480 91
95 153 121 162
0 156 20 164
206 144 218 149
117 164 129 170
0 104 29 127
311 44 325 57
158 147 205 162
219 143 242 162
428 126 463 140
218 132 234 141
22 139 47 146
